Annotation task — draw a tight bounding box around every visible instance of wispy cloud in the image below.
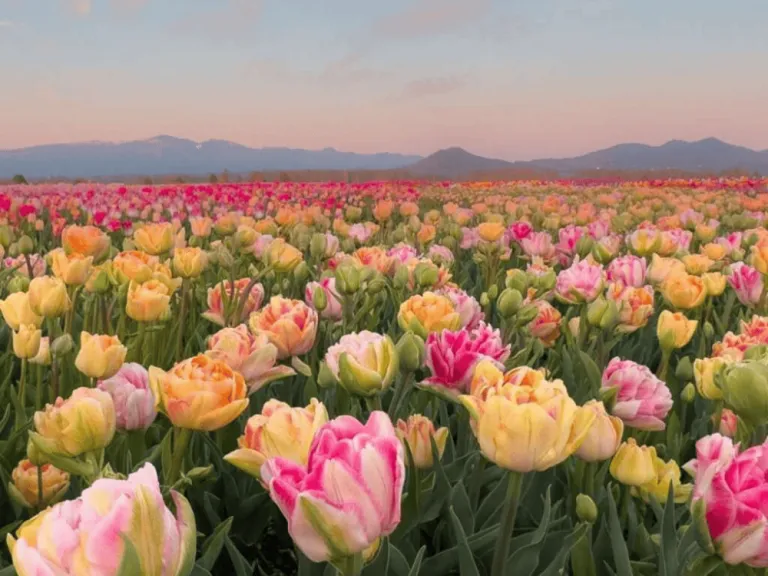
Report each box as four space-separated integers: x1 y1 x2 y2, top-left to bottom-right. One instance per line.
372 0 493 39
0 20 14 27
403 76 467 98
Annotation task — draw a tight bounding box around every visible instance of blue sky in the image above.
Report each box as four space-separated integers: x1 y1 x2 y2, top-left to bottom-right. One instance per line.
1 0 767 159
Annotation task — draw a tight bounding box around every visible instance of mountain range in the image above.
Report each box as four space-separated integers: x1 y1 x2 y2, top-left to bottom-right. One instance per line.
1 136 767 180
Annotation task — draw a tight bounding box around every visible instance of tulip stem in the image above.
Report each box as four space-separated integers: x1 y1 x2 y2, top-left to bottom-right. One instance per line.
388 372 414 421
331 553 363 576
18 359 27 412
35 364 43 411
176 280 188 362
168 427 193 486
491 471 523 576
365 395 382 413
36 464 44 511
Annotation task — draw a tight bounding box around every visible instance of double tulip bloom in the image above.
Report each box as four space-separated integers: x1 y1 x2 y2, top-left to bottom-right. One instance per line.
75 332 127 380
601 358 673 431
249 296 318 359
149 355 249 431
728 262 764 307
97 363 157 431
126 279 172 323
203 278 265 327
225 398 328 480
133 221 175 255
397 292 461 338
657 310 698 351
261 411 405 565
395 415 449 469
324 331 398 396
9 460 70 509
554 259 604 304
7 463 196 575
61 224 111 260
459 361 596 472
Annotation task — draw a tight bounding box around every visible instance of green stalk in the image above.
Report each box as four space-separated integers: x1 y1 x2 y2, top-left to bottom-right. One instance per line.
37 465 44 511
490 471 524 576
175 280 188 362
18 358 27 411
570 525 596 576
167 427 193 486
331 553 363 576
35 364 43 410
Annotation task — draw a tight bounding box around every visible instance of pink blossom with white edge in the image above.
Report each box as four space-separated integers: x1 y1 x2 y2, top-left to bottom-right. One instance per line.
728 262 763 307
305 277 343 321
555 258 604 304
601 357 673 431
97 363 157 431
261 411 405 563
606 255 648 288
436 286 484 330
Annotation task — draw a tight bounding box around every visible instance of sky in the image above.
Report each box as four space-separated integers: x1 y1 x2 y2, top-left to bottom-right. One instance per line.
1 0 767 160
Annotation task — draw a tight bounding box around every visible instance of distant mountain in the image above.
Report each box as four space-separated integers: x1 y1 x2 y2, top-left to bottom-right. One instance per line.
408 147 518 179
530 138 768 174
0 136 423 179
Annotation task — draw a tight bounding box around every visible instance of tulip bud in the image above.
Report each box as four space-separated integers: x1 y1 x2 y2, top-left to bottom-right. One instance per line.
393 265 410 289
293 261 310 284
575 494 598 524
396 415 449 469
744 345 768 361
731 248 746 262
720 362 768 425
536 269 557 292
505 269 528 293
396 331 425 373
704 321 714 340
7 275 30 294
8 460 70 509
0 225 13 248
13 325 41 359
26 438 46 466
217 246 235 269
309 232 328 259
312 286 328 313
414 262 438 288
367 275 386 295
587 297 609 327
576 236 594 259
681 383 696 403
675 356 694 381
480 292 490 307
516 304 539 326
51 333 74 357
335 265 360 295
599 300 619 331
487 284 498 300
7 242 19 258
317 361 337 388
17 235 34 255
497 288 522 318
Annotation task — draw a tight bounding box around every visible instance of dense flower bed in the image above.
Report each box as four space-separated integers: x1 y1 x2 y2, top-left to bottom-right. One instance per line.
0 177 767 575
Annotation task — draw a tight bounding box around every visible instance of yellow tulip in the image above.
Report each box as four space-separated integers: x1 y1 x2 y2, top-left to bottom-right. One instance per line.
0 291 42 330
681 254 713 276
111 250 156 284
50 248 93 286
61 225 111 259
661 273 706 309
224 399 328 480
701 243 726 261
31 387 116 457
477 221 505 242
264 238 303 272
397 292 461 338
702 272 727 297
416 224 436 245
13 325 41 360
657 310 698 351
574 400 624 462
149 355 249 431
396 415 450 469
28 276 71 318
634 456 692 504
133 222 175 255
751 242 768 275
647 254 686 286
126 279 171 323
248 296 318 359
693 356 732 400
609 439 657 487
75 332 127 380
173 247 208 279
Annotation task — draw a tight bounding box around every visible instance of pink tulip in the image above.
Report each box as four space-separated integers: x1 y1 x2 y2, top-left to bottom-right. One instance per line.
305 277 343 321
684 434 768 567
423 323 511 397
716 232 743 255
387 243 419 264
588 219 610 240
261 411 405 563
601 358 673 431
7 463 196 575
520 231 556 262
556 224 584 260
436 286 484 330
97 362 157 431
460 227 480 250
679 209 704 228
555 259 604 304
728 262 763 307
508 221 533 243
427 244 455 267
202 278 265 327
665 228 693 252
606 255 647 287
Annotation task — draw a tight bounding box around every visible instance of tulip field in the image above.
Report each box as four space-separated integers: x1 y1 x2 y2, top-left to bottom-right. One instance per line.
2 177 768 575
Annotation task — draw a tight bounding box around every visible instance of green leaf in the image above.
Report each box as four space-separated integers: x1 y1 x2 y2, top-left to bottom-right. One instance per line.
421 437 452 522
386 545 412 576
202 492 222 526
606 487 633 576
579 350 603 393
683 556 725 576
476 474 508 530
362 538 390 576
190 566 213 576
539 523 591 576
449 481 474 536
506 487 552 575
420 523 499 574
448 506 480 576
658 484 679 576
160 427 174 485
224 536 254 576
407 547 426 576
0 566 16 576
0 404 12 434
198 517 233 571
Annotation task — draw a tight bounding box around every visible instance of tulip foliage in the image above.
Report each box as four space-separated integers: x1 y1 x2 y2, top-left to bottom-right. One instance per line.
0 178 768 575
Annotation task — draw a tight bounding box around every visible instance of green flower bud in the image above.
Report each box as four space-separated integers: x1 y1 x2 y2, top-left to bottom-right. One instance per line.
17 235 34 255
720 362 768 425
312 286 328 312
414 262 438 288
341 238 356 253
440 236 457 252
317 361 337 388
704 321 715 340
335 265 361 295
575 494 598 524
0 225 13 248
681 383 696 404
7 275 30 294
744 345 768 362
487 284 498 300
396 331 425 373
51 334 74 357
516 304 539 327
599 300 620 331
675 356 694 382
309 232 328 259
576 236 594 259
7 242 19 258
480 292 490 307
345 206 362 222
293 261 310 284
587 297 609 327
391 226 406 243
505 269 528 293
536 269 557 292
497 288 522 318
26 438 48 467
393 264 410 289
367 275 386 295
